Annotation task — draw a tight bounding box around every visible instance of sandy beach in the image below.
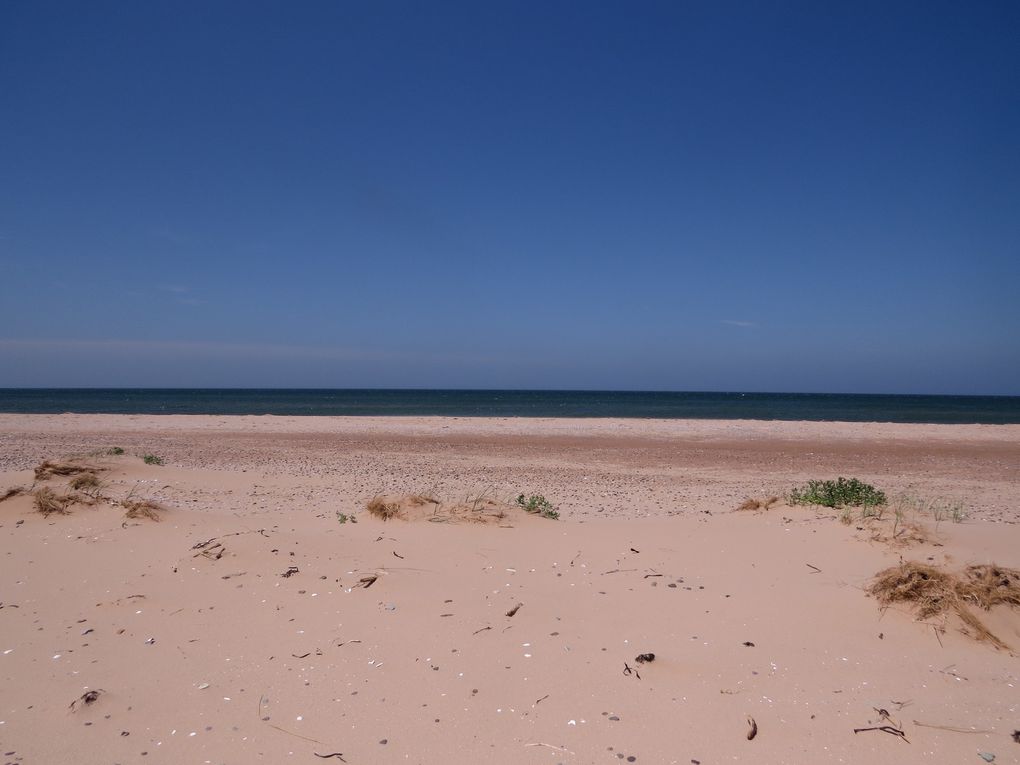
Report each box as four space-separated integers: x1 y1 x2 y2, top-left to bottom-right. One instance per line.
1 414 1018 764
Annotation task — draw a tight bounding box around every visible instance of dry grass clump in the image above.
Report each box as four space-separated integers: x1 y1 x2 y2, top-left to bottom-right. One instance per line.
869 561 1020 650
408 492 439 506
367 492 446 520
869 562 956 619
34 460 100 481
447 498 511 523
33 487 76 516
959 564 1020 610
69 472 101 491
122 498 164 522
365 493 516 525
0 486 27 502
867 518 931 547
69 472 107 504
367 496 404 520
736 496 780 511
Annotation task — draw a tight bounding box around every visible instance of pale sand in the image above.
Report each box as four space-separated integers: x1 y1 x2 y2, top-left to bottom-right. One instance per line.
0 415 1018 764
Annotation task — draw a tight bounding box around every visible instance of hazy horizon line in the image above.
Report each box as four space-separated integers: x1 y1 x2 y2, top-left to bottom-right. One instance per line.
1 386 1017 398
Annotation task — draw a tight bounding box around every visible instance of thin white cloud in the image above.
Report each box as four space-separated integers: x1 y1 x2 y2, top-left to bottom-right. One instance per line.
154 284 204 305
721 319 756 328
0 338 501 366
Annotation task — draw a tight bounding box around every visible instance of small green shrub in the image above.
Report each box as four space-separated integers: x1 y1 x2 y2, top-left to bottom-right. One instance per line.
789 477 886 509
107 447 125 455
336 511 355 524
142 454 164 466
516 493 559 520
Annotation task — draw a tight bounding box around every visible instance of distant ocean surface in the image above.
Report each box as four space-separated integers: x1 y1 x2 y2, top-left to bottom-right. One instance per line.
0 389 1018 423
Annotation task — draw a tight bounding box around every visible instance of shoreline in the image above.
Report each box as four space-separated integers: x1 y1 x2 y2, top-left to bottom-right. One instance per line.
3 411 1020 436
2 389 1017 426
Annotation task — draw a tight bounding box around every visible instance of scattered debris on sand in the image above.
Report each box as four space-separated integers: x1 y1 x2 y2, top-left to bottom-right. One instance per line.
69 689 104 711
853 724 909 743
622 662 641 679
193 540 226 559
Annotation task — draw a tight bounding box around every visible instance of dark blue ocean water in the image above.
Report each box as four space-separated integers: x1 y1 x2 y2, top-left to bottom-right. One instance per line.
0 389 1018 423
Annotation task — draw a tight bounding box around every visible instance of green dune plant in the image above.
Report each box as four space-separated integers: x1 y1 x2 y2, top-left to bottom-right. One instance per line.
516 493 560 520
789 477 886 509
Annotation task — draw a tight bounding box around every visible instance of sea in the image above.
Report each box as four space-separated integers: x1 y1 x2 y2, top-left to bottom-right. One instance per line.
0 389 1018 424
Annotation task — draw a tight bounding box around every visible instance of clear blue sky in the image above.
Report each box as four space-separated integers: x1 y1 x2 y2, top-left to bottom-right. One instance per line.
2 1 1018 393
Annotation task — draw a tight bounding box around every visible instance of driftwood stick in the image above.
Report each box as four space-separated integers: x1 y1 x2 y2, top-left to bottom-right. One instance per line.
525 742 574 754
853 725 910 743
912 720 994 734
